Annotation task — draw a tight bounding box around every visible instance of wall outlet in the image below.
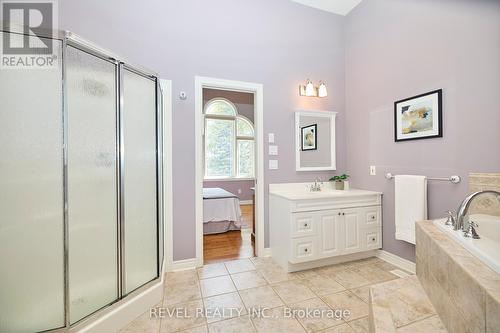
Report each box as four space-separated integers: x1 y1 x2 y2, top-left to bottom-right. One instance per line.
370 165 376 175
237 189 242 194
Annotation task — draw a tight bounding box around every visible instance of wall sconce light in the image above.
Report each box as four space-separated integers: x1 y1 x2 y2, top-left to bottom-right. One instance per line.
299 79 327 98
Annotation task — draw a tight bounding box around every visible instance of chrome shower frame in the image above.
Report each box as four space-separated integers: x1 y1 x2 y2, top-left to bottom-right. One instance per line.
0 25 164 333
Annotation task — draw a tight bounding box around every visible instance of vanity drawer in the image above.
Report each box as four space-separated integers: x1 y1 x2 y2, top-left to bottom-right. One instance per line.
363 207 381 227
291 212 316 238
290 237 317 263
364 229 382 250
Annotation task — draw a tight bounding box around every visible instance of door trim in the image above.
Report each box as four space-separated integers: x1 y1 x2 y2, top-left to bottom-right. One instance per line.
194 76 265 267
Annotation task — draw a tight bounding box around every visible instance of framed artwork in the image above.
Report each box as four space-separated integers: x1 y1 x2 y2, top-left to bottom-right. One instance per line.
301 124 317 151
394 89 442 142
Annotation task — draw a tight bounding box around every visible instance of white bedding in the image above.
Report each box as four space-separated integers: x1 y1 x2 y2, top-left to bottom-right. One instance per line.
203 188 241 226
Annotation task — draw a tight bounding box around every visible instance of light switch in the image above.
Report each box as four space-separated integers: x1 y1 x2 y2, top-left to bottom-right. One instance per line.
370 165 376 175
269 145 278 156
269 159 279 170
268 133 275 143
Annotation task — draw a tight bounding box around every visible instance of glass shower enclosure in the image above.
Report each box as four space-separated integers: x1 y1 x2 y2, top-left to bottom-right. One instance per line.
0 29 163 332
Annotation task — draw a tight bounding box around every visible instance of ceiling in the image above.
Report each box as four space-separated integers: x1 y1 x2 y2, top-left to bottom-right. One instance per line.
289 0 363 16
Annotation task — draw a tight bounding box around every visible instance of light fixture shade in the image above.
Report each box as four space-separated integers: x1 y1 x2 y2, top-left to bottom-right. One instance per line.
318 82 327 97
305 80 315 97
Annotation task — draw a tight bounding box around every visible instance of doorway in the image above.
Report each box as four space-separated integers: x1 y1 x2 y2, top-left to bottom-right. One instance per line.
195 77 264 267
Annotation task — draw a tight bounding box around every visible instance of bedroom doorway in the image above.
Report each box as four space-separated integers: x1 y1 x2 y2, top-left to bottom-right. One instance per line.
195 77 264 266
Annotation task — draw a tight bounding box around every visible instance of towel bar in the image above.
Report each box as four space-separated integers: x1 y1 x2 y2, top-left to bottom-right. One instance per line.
385 173 461 184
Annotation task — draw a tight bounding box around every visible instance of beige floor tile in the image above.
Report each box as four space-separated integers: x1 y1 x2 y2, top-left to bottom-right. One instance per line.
272 279 316 304
231 270 267 290
200 276 236 298
178 326 208 333
318 323 355 333
239 285 284 309
164 281 202 306
321 291 368 322
203 292 247 323
315 264 349 277
166 269 199 286
349 265 399 284
349 286 370 303
289 297 345 332
119 308 162 333
207 316 256 333
160 299 206 333
347 316 369 333
198 263 229 280
259 265 298 284
251 306 306 333
329 270 371 289
301 274 346 296
250 256 277 269
224 259 256 274
292 269 322 280
396 315 446 333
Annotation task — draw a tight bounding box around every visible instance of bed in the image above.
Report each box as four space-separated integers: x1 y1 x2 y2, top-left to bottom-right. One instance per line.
203 188 242 235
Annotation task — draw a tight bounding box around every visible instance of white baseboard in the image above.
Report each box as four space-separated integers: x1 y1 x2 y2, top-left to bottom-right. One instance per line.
239 200 253 205
167 258 198 272
259 247 272 257
376 250 416 274
75 281 163 333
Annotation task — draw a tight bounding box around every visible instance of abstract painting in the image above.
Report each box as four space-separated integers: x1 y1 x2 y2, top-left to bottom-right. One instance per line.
301 124 317 151
394 89 442 142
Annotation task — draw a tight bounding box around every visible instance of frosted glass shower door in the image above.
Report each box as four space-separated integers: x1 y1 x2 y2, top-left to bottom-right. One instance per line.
66 46 119 324
0 32 65 333
122 68 159 294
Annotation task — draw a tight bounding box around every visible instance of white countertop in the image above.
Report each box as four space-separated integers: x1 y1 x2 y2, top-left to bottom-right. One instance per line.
269 182 382 201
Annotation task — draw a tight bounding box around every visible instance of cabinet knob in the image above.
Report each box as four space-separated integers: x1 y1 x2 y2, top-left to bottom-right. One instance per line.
304 223 308 227
342 212 345 215
304 248 308 252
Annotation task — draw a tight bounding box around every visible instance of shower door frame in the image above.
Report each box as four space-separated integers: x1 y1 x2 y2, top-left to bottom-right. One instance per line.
0 26 164 332
63 33 163 331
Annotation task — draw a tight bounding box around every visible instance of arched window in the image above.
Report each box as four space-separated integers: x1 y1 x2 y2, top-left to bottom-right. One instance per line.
204 98 254 179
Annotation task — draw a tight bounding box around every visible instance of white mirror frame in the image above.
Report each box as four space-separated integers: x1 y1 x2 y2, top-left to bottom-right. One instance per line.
295 110 337 171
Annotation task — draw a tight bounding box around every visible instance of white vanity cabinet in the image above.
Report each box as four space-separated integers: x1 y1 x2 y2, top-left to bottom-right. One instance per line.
269 184 382 272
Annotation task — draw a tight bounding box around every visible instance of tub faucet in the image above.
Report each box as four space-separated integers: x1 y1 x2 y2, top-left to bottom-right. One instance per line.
455 190 500 231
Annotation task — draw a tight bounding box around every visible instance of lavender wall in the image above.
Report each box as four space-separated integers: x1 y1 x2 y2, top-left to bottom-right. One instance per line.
59 0 347 260
345 0 500 261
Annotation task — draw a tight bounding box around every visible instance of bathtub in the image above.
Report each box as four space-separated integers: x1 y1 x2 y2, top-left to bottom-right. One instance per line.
433 214 500 274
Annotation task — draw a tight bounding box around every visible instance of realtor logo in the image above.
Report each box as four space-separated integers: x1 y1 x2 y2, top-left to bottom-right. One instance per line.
1 0 58 68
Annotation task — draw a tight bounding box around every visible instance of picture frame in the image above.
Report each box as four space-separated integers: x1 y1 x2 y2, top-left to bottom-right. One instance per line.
394 89 442 142
301 124 317 151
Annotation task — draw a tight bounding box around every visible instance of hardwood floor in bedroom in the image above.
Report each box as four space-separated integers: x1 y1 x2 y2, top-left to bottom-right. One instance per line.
204 204 255 264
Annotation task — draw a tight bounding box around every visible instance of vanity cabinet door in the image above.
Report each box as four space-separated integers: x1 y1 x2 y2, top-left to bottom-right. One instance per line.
318 210 343 257
343 209 362 254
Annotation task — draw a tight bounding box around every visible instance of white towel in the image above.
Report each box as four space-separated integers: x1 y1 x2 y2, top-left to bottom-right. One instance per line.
394 175 427 244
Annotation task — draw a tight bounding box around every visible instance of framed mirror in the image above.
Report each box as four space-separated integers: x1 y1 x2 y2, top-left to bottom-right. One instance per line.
295 110 337 171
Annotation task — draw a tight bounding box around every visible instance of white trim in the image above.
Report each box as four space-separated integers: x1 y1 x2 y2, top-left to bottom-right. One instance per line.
239 200 253 205
204 177 255 182
195 76 265 267
160 79 174 273
74 281 163 333
260 247 272 257
167 258 198 272
376 250 416 274
295 110 337 172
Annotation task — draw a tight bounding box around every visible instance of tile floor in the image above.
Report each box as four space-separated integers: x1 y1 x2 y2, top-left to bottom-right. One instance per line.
120 256 411 333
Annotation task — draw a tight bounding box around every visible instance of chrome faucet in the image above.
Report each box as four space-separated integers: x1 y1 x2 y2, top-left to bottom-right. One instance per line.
310 178 322 192
455 190 500 231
